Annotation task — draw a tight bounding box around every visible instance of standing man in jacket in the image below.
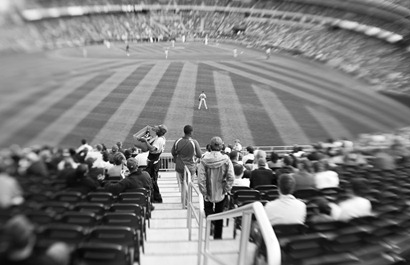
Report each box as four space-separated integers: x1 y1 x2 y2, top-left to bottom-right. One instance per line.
171 125 202 184
198 136 234 239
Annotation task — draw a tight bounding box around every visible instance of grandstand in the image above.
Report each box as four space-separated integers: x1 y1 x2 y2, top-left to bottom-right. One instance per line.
1 0 410 264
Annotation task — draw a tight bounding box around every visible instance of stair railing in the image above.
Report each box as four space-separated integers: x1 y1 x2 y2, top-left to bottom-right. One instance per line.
203 201 281 265
186 166 206 265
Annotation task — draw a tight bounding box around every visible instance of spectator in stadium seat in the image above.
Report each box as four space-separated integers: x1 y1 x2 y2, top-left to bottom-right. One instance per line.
372 148 396 170
171 125 202 184
232 139 243 152
242 146 255 165
116 141 125 154
85 156 105 181
334 178 372 221
66 163 100 194
24 152 49 178
229 150 242 166
292 158 316 191
233 164 250 187
76 138 93 154
106 152 128 179
265 173 306 225
104 157 153 197
309 197 335 223
107 145 119 164
0 173 24 209
198 136 234 239
267 151 282 172
0 215 70 265
251 150 269 170
313 160 339 189
275 154 298 176
250 158 276 188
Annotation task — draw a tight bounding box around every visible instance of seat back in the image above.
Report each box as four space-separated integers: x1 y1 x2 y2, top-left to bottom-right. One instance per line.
260 189 279 201
74 202 106 216
86 192 114 206
293 188 321 201
72 242 130 265
40 201 72 214
87 225 139 262
254 185 278 193
36 223 86 249
53 191 84 203
101 212 142 231
233 190 261 207
59 211 98 227
273 223 308 238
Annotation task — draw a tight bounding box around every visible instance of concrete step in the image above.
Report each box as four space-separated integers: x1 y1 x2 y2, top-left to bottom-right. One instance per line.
141 242 256 265
159 187 180 193
151 209 187 219
145 238 240 255
147 226 239 242
154 202 182 208
151 218 197 228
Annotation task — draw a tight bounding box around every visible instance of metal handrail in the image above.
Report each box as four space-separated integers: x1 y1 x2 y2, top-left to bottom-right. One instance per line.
185 166 206 265
204 202 281 265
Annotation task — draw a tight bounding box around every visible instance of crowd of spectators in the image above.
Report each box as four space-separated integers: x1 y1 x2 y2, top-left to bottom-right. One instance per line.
0 124 410 262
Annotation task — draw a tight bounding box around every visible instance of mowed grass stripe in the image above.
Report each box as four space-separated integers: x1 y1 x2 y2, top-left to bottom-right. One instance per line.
252 85 311 145
93 63 171 148
0 74 101 148
55 61 145 82
220 62 402 130
6 72 114 147
0 83 60 122
255 85 331 143
124 62 184 147
164 62 198 141
28 66 140 147
306 105 353 140
193 63 222 145
213 71 254 146
223 70 285 146
60 65 154 148
204 61 390 134
251 60 410 125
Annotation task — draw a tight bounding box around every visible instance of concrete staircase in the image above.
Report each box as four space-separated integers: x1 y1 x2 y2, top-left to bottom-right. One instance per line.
140 171 252 265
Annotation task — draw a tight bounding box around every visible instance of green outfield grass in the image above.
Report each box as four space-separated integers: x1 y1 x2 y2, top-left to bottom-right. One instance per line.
0 41 409 150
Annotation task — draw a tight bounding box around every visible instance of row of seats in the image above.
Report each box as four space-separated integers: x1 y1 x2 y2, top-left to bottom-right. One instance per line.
1 188 153 265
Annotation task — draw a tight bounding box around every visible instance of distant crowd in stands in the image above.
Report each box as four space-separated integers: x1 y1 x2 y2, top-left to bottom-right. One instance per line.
1 5 409 94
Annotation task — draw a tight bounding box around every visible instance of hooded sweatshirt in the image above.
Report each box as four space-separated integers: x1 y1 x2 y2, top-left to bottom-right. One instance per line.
198 151 234 203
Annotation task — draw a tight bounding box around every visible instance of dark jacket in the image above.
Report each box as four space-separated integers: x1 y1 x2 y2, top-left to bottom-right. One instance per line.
250 168 276 188
104 169 153 196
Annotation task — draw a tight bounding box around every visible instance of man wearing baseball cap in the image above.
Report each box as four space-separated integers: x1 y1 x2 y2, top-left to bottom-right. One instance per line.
104 157 153 197
138 124 167 203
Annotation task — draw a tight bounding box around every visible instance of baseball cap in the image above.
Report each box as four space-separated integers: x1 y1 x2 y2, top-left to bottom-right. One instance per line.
210 136 223 149
127 157 139 170
154 124 168 135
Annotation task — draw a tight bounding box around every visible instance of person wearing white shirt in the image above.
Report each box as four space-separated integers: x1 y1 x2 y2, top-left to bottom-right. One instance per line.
76 139 93 154
313 160 339 189
138 124 167 203
233 164 250 187
264 174 306 225
332 178 372 221
242 146 255 164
